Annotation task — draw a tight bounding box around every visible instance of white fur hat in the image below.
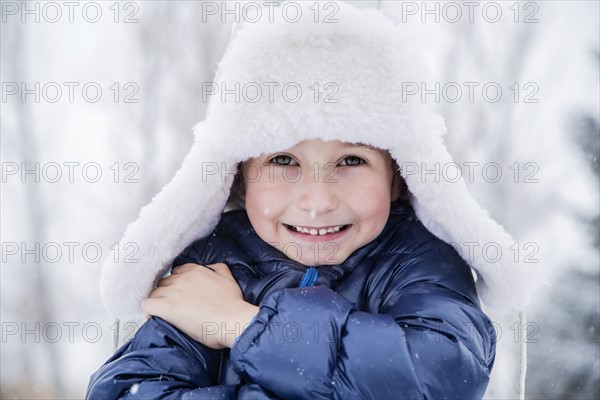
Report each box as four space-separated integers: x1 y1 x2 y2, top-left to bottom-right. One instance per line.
100 1 540 320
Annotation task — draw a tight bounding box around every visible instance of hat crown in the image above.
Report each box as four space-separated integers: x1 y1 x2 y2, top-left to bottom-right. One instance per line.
203 1 431 160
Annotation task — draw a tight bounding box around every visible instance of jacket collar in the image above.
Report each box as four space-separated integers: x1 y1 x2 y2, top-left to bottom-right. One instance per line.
222 199 416 298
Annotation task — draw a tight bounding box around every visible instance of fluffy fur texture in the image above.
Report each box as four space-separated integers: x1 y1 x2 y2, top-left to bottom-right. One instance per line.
100 1 540 319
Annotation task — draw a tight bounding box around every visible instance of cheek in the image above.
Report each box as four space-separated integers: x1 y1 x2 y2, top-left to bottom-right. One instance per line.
344 173 392 227
243 178 289 233
244 181 268 219
344 172 392 204
360 189 391 222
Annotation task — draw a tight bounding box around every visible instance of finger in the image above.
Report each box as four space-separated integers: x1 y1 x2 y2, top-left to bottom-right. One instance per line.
156 274 178 287
141 297 167 317
172 263 200 274
147 286 171 299
209 263 234 280
173 263 216 274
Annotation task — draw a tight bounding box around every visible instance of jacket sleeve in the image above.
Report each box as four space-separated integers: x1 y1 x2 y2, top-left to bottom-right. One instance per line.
86 317 238 400
229 241 497 400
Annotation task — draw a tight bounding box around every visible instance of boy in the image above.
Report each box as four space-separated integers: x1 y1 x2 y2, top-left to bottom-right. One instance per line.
89 2 537 398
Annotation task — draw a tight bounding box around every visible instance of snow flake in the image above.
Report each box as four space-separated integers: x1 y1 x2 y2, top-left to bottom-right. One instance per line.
130 383 140 394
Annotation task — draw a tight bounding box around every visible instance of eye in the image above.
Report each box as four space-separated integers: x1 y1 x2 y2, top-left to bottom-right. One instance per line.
269 155 298 166
339 156 365 166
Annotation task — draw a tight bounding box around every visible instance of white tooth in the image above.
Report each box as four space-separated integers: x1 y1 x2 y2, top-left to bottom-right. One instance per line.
326 227 335 233
302 227 310 233
319 228 327 235
294 226 302 232
333 226 341 232
309 229 318 236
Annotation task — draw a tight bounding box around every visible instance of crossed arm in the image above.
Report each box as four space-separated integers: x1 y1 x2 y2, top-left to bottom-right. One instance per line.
88 249 495 399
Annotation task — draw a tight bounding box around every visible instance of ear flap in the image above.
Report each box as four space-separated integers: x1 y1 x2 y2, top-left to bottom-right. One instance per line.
100 127 238 319
386 115 541 313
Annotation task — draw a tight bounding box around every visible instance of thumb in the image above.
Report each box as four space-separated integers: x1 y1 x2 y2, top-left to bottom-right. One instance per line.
209 263 234 280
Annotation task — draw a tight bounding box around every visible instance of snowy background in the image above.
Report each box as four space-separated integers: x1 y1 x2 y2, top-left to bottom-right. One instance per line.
1 1 598 398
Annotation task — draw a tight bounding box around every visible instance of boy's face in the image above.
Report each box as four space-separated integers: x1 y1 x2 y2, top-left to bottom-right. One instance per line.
241 140 401 266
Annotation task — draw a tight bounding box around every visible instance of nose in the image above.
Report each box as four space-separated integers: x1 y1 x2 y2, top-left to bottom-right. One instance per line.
296 173 338 217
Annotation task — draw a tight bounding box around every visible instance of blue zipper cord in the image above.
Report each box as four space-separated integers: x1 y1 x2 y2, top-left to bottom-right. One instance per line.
298 266 318 288
309 267 318 286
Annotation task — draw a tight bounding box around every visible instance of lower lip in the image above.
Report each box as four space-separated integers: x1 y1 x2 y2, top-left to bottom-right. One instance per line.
284 225 352 242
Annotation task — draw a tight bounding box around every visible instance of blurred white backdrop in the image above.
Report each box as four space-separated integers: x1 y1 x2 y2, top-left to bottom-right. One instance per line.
1 1 598 398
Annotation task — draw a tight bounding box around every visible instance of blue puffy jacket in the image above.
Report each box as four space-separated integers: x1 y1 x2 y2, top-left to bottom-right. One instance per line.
87 200 496 399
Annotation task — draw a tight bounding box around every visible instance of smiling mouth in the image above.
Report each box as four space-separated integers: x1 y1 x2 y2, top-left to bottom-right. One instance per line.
284 224 351 236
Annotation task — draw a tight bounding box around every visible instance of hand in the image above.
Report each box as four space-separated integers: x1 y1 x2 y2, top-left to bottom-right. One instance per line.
141 263 259 349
